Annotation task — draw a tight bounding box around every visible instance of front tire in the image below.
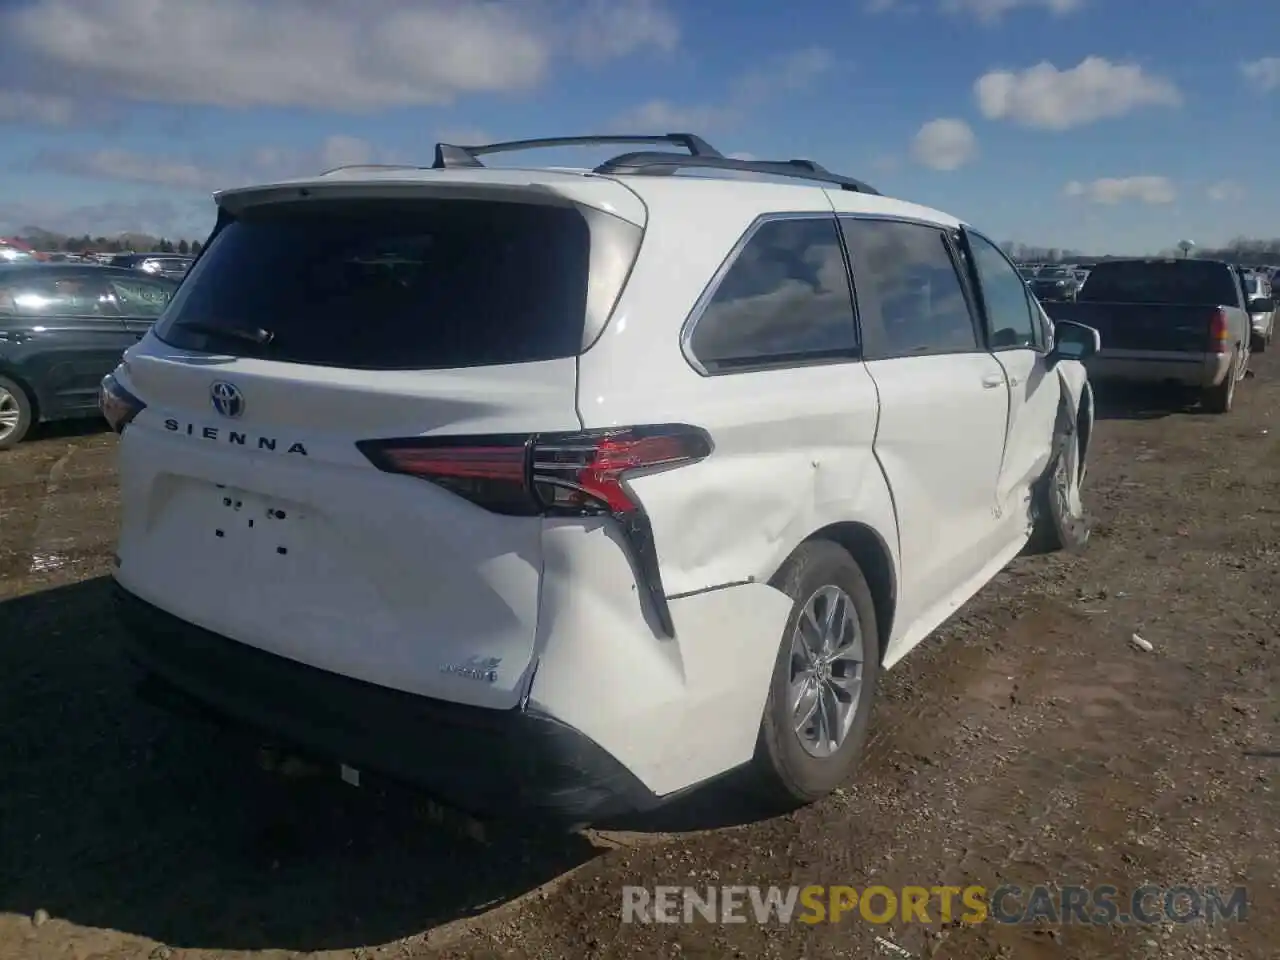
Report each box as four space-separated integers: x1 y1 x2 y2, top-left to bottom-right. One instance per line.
752 540 880 806
1029 405 1090 553
0 375 34 450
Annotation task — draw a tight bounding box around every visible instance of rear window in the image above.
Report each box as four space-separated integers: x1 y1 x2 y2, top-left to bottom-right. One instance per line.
1078 261 1239 306
156 199 593 369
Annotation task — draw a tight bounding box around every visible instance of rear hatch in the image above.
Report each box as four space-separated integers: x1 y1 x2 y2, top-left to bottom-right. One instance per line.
1069 260 1239 352
112 177 645 710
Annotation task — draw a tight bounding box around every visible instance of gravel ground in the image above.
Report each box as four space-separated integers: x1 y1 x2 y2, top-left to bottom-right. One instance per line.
1 360 1276 960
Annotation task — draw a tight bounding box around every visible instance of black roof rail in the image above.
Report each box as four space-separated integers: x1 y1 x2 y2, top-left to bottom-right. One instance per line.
432 133 723 169
592 153 881 194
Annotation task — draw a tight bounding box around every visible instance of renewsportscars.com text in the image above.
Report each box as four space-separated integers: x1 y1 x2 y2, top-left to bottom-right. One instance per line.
621 884 1248 926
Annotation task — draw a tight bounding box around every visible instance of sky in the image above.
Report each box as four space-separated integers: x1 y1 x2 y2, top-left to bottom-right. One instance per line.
0 0 1277 254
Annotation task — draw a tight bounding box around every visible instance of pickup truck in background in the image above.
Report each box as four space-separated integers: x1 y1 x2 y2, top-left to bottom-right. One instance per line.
1044 258 1264 413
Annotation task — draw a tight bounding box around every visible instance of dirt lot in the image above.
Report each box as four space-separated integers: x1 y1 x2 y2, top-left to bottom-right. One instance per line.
1 362 1276 960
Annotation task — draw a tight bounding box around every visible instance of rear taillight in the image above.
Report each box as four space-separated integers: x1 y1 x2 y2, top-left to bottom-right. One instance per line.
356 425 714 636
1209 309 1230 354
100 373 146 433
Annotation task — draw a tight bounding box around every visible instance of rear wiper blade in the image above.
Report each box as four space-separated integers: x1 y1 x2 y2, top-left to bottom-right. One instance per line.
175 321 274 345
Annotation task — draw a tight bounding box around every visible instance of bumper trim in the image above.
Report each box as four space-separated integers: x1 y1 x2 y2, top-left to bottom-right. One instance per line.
113 583 659 824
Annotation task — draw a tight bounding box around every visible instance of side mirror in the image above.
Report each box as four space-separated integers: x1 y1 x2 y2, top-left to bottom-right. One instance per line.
1248 297 1274 314
1049 319 1100 363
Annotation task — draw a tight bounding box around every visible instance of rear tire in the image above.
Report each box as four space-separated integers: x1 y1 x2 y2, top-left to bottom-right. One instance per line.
0 375 34 450
752 540 880 806
1252 332 1267 354
1202 353 1238 414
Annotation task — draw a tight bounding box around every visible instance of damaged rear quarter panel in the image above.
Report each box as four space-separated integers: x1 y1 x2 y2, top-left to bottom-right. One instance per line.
615 363 900 599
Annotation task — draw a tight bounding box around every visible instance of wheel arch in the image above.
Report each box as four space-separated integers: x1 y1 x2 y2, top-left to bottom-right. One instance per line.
0 364 41 422
794 521 897 665
1077 381 1093 474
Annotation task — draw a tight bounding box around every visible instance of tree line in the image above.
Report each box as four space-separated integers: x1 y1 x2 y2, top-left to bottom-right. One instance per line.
5 228 203 256
1001 237 1280 267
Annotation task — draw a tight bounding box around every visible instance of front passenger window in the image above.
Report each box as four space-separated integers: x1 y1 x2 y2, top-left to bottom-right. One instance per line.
967 233 1039 349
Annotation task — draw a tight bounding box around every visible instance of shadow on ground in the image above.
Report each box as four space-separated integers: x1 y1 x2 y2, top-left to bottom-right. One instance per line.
1090 383 1193 421
30 417 111 442
0 577 774 952
0 578 596 951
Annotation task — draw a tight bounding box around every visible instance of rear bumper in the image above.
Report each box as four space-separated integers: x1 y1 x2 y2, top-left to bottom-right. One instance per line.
113 583 660 825
1084 350 1229 388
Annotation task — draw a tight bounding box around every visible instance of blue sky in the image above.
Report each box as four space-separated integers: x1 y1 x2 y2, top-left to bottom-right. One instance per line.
0 0 1277 253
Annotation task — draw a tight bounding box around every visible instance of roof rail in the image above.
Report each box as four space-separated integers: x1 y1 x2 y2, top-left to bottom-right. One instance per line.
432 133 723 169
593 153 881 194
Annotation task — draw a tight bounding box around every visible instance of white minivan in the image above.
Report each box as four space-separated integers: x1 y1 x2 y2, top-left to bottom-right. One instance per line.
103 134 1098 825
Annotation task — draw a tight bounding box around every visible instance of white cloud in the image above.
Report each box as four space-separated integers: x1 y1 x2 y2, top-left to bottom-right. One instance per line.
869 0 1080 16
1207 180 1245 202
976 56 1181 130
612 99 737 131
1063 176 1175 205
1240 57 1280 93
613 46 833 133
37 135 396 193
0 198 210 239
0 90 77 125
910 118 978 170
942 0 1083 21
571 0 678 62
0 0 678 115
43 149 227 191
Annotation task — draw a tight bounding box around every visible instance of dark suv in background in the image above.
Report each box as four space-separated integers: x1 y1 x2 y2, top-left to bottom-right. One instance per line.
0 263 177 447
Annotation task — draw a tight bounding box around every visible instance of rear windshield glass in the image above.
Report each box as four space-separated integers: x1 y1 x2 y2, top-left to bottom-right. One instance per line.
1078 261 1239 306
156 199 592 369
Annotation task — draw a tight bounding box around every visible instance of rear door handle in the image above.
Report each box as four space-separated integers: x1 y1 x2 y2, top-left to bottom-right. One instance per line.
981 375 1005 389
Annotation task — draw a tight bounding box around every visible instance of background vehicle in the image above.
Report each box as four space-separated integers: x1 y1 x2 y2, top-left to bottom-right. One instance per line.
0 263 176 447
108 253 193 280
1045 258 1258 413
1242 270 1275 352
1027 264 1080 302
106 132 1097 825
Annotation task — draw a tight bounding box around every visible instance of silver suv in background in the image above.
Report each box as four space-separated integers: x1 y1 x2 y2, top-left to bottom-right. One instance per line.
1243 270 1274 352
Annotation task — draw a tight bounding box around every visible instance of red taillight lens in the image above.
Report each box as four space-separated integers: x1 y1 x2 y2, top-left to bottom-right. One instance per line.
532 429 712 515
100 373 146 433
1209 309 1230 354
356 425 712 517
356 425 714 637
359 437 535 514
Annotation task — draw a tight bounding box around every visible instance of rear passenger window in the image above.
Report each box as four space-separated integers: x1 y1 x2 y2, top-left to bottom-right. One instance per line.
687 217 858 372
107 276 176 316
4 273 111 317
840 218 978 359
